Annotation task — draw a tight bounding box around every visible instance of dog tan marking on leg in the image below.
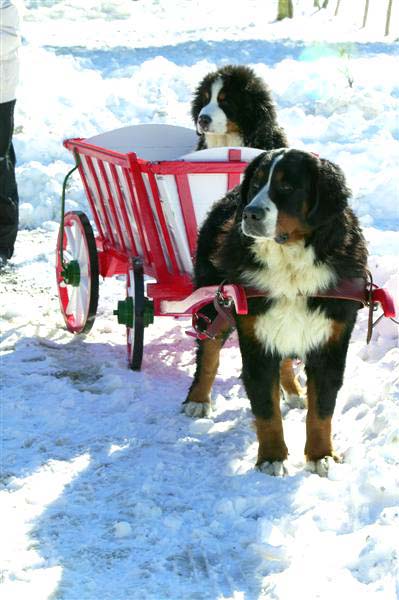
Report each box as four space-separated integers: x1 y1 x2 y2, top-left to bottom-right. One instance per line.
305 380 337 461
329 320 346 344
280 358 305 397
186 334 226 405
255 382 288 465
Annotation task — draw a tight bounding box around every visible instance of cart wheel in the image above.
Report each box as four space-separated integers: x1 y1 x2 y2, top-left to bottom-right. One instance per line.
113 257 154 370
126 257 145 370
56 211 99 334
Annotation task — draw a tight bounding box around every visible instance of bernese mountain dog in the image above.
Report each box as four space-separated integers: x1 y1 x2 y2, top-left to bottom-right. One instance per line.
191 64 303 404
183 149 368 476
191 64 288 151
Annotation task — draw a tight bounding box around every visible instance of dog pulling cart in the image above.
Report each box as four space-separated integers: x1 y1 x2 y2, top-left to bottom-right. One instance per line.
56 124 396 370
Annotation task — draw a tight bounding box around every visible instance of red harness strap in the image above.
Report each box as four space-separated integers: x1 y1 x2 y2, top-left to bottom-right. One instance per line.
245 277 367 305
191 274 397 344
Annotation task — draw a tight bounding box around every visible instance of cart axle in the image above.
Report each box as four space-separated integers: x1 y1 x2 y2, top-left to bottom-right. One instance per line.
114 297 155 328
114 298 134 327
61 260 80 287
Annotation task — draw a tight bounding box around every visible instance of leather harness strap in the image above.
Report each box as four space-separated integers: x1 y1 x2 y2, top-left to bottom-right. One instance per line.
193 273 395 344
245 277 367 305
194 281 237 340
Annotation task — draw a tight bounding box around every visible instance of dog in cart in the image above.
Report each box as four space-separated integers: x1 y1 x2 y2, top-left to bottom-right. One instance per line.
189 64 305 410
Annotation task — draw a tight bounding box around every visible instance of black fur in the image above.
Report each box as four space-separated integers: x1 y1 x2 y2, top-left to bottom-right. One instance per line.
191 65 288 150
187 149 368 467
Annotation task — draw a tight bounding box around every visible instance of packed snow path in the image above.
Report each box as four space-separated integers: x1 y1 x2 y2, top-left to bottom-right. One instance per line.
1 232 398 599
1 1 399 598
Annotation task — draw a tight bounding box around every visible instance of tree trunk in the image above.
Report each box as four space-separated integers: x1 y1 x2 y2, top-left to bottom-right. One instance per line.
334 0 341 17
362 0 370 28
385 0 393 36
277 0 294 20
314 0 320 8
322 0 329 8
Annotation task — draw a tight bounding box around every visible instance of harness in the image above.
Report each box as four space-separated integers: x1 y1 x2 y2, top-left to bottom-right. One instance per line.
191 271 397 344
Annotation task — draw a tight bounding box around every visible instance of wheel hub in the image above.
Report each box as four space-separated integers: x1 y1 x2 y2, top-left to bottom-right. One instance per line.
143 298 154 327
61 260 81 286
114 297 154 328
114 297 134 327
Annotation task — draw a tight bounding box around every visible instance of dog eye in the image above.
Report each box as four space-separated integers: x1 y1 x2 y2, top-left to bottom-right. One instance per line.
278 182 294 194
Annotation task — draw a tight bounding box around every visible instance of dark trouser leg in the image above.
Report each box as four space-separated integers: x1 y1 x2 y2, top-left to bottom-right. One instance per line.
238 316 288 465
304 332 351 462
0 100 19 259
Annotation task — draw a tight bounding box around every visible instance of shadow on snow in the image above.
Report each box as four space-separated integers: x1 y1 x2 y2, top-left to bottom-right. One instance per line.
44 38 399 78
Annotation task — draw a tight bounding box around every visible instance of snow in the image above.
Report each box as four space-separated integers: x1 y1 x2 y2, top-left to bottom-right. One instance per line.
1 1 399 598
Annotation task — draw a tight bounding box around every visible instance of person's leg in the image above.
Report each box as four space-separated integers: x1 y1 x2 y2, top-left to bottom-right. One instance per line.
0 100 19 260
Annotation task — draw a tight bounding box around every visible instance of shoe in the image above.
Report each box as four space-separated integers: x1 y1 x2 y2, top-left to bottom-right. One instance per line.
0 254 8 271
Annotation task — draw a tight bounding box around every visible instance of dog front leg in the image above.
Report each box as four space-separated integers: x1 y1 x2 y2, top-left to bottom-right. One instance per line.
182 326 230 418
304 326 351 475
245 360 288 472
280 357 306 408
238 317 288 474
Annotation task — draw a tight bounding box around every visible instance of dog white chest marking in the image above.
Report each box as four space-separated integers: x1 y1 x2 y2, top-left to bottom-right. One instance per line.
204 132 244 148
245 240 337 357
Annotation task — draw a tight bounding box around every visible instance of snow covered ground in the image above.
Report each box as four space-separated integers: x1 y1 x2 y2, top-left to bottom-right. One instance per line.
1 1 398 598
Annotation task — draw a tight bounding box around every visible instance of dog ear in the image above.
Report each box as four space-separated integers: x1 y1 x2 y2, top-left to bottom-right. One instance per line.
306 157 351 227
191 84 204 123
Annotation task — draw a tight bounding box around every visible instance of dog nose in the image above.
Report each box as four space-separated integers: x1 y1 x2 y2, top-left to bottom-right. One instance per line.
198 114 212 130
243 205 268 221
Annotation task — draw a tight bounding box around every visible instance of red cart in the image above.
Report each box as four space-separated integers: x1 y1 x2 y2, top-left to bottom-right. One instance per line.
56 124 396 370
56 124 263 369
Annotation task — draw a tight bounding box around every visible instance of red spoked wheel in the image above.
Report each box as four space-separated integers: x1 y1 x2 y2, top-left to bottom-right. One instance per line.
56 211 99 334
113 257 154 371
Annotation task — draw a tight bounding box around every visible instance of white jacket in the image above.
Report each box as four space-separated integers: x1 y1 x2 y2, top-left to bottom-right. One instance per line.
0 0 22 103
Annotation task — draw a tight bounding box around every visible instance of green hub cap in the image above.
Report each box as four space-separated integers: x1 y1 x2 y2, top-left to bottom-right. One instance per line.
114 297 134 327
61 260 81 287
143 298 154 327
113 297 154 328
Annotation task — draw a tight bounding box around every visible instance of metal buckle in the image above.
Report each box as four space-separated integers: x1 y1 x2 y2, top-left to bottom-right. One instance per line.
192 312 212 339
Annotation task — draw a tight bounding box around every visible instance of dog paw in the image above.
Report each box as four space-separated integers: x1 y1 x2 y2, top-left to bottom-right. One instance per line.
182 401 211 418
284 393 306 409
306 455 340 477
257 461 289 477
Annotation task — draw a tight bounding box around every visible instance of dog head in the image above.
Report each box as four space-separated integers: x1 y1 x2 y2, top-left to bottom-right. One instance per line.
191 64 278 142
240 149 351 243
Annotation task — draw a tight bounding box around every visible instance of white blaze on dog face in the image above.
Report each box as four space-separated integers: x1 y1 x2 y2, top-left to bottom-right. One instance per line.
198 78 228 134
242 152 285 239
